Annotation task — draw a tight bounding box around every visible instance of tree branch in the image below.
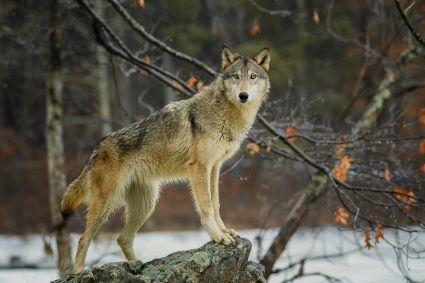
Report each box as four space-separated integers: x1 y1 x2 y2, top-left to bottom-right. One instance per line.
394 0 425 47
107 0 217 76
78 0 196 96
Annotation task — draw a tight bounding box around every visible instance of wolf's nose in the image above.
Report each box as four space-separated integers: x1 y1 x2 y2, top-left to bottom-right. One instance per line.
239 92 249 103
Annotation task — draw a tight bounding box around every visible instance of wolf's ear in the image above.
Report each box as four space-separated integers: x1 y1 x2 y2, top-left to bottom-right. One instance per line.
221 45 240 70
252 48 271 72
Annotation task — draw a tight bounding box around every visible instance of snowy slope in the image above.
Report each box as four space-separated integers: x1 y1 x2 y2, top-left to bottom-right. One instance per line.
0 227 423 283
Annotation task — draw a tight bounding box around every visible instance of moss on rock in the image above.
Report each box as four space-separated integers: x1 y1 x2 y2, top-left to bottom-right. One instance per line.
52 237 265 283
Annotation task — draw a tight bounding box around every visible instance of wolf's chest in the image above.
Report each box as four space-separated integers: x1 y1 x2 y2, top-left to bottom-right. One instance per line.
214 118 251 143
206 130 244 163
205 138 240 164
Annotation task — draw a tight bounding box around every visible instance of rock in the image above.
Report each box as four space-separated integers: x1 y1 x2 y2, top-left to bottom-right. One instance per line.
52 237 266 283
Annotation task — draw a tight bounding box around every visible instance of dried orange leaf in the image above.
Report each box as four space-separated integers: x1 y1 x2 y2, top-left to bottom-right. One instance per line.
143 55 150 63
418 107 425 125
313 10 320 24
364 231 373 249
187 74 197 88
393 186 417 203
250 18 261 36
285 126 297 143
375 224 384 243
246 143 260 156
332 155 353 183
384 164 391 183
420 164 425 173
133 0 145 9
334 207 349 225
419 139 425 154
393 186 416 212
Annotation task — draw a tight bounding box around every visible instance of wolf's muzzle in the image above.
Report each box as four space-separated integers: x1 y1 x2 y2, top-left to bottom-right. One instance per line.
238 92 249 103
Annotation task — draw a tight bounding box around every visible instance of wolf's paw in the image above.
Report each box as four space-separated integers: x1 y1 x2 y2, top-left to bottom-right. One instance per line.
211 231 235 245
223 228 239 238
220 232 235 245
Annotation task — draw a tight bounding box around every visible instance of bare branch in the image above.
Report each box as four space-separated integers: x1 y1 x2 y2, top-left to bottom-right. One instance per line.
394 0 425 47
248 0 295 19
78 0 196 97
107 0 217 76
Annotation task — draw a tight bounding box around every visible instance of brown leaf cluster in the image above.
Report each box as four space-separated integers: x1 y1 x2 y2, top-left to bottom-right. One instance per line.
187 75 197 88
334 207 349 225
419 139 425 154
313 10 320 24
246 143 260 156
138 55 151 75
375 224 384 243
332 155 353 183
285 126 297 143
418 107 425 125
187 74 204 92
364 231 373 249
364 224 385 249
250 18 261 36
133 0 145 9
393 186 417 211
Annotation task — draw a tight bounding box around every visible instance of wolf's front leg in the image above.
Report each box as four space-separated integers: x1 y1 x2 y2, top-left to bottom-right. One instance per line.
210 163 239 238
189 162 235 245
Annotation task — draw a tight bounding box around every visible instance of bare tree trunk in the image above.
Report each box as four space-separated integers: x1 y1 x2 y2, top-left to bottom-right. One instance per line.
260 173 328 277
47 0 72 276
96 0 112 136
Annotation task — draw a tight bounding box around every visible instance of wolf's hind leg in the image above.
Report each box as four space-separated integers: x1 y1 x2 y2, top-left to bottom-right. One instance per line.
74 196 114 273
210 163 239 238
117 181 159 260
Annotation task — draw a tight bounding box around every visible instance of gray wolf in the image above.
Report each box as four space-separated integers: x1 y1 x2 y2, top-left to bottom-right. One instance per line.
61 46 271 273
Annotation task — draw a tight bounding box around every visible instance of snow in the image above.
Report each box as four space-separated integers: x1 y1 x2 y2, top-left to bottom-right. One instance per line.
0 227 424 283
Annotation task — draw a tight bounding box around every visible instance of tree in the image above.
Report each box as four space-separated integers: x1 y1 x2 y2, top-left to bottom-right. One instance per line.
95 0 113 136
46 0 72 276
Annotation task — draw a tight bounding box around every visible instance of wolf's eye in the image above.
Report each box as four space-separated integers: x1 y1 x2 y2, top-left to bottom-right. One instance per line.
250 74 257 79
232 74 239 80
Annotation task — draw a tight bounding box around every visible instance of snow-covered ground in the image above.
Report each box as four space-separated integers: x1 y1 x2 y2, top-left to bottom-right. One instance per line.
0 227 424 283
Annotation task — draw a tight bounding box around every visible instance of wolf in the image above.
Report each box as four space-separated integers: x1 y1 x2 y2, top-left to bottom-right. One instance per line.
61 46 271 273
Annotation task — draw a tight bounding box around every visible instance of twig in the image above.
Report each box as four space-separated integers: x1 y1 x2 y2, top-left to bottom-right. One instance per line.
272 248 360 274
281 271 345 283
394 0 425 47
248 0 294 18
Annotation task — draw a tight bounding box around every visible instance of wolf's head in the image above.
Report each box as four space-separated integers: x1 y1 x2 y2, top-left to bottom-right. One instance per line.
220 46 271 105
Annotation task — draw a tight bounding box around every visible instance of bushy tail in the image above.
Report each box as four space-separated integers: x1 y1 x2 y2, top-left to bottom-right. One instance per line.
60 170 87 222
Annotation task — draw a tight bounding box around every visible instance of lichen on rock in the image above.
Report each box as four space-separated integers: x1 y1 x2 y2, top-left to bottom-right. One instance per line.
52 237 266 283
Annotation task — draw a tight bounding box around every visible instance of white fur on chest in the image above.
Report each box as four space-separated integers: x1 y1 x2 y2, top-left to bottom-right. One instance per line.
201 135 241 166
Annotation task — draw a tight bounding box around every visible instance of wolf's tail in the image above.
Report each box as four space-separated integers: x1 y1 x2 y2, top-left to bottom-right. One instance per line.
60 169 88 223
